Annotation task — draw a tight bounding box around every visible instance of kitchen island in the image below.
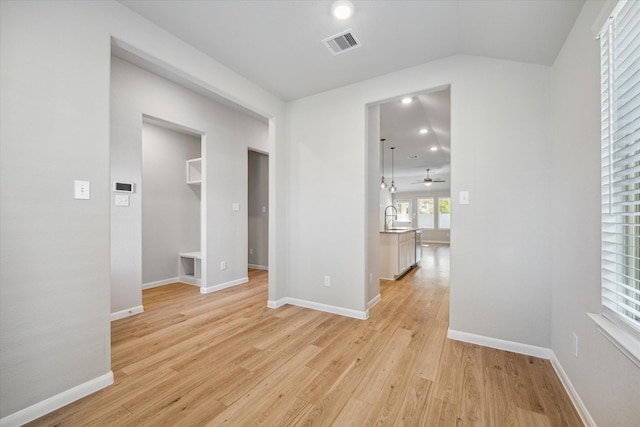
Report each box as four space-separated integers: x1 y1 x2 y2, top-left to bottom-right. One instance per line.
380 228 420 280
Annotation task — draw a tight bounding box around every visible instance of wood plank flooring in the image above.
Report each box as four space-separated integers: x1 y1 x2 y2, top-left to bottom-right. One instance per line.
27 244 583 426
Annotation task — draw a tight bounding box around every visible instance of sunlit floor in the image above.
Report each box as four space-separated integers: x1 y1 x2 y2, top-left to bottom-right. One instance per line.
418 242 450 276
28 241 582 426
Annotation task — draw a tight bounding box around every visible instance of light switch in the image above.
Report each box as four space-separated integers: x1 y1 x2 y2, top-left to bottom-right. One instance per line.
74 180 90 200
232 203 240 211
115 195 130 207
459 191 469 205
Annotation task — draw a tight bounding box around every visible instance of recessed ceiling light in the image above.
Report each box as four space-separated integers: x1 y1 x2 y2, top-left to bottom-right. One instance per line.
401 97 413 105
419 128 428 134
331 1 354 20
430 146 438 151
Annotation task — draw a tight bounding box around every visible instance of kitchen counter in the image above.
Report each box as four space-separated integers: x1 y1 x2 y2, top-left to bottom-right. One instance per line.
380 229 419 279
380 227 422 234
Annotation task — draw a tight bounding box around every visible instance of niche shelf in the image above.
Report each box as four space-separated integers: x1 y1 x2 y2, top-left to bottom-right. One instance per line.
186 158 202 185
179 251 201 286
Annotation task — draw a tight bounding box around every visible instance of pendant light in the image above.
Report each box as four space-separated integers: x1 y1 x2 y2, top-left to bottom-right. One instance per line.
379 138 387 189
389 146 397 193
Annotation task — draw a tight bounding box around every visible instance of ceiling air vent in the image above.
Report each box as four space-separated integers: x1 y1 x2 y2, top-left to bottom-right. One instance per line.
322 29 361 56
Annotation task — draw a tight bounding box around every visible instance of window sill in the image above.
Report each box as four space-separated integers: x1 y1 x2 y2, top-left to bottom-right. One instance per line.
588 313 640 368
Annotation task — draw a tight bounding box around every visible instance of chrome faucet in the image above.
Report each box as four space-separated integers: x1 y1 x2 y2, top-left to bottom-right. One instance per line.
384 205 397 231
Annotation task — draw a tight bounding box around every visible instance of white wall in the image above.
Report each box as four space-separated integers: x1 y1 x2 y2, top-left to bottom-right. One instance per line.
550 1 640 425
1 1 113 420
287 55 552 346
248 150 269 269
141 123 201 285
286 93 368 314
367 104 381 306
0 1 284 423
111 56 269 310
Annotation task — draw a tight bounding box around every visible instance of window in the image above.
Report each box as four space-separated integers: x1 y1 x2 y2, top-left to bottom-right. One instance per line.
417 198 435 229
394 200 411 223
600 0 640 345
438 197 451 229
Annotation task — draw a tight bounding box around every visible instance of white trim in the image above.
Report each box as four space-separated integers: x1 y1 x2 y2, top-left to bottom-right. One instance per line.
447 329 596 426
248 264 268 270
142 277 180 289
421 240 450 244
284 297 368 320
110 305 143 321
267 298 287 309
368 293 381 309
199 277 248 294
588 312 640 368
447 329 553 359
549 353 597 427
0 371 114 427
179 275 202 286
592 0 622 38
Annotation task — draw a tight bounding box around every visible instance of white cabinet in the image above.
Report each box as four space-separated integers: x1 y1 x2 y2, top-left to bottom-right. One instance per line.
399 233 416 273
380 230 416 280
186 158 202 184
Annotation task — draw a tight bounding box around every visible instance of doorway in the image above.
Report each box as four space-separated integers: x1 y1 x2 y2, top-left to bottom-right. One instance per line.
141 118 205 289
366 85 451 306
109 45 273 322
248 150 269 271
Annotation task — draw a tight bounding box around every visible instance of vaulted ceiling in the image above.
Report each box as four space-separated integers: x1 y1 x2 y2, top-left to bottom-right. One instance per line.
120 0 584 101
118 0 585 192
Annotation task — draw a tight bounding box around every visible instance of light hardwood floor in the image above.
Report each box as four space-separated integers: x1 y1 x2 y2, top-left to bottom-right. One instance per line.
28 244 583 426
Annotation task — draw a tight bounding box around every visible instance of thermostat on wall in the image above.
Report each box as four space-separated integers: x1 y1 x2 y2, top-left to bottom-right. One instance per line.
113 181 135 193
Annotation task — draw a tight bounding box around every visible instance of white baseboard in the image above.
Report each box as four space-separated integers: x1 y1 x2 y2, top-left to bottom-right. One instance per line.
0 371 114 427
368 293 381 309
110 305 144 321
179 276 202 286
248 264 268 270
447 329 553 359
549 353 597 427
200 277 248 294
267 298 287 309
142 277 180 289
447 329 596 427
281 297 368 320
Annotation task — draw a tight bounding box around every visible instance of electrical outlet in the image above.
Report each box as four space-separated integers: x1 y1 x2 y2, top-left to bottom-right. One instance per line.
573 332 579 358
220 261 227 270
249 248 253 255
324 275 331 287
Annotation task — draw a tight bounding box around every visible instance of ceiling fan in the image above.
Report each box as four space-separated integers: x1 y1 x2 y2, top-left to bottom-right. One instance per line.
412 169 446 186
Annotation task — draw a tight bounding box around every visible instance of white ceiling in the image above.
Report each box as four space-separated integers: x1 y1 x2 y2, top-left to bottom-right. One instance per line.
380 87 451 193
119 0 584 101
117 0 584 193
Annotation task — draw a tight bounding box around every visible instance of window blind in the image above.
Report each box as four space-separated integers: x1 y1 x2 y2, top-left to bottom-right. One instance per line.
601 0 640 335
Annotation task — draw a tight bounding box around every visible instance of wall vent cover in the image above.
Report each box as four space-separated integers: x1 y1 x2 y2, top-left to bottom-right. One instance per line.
322 29 361 55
